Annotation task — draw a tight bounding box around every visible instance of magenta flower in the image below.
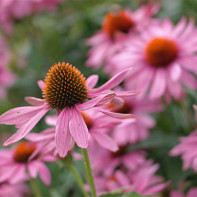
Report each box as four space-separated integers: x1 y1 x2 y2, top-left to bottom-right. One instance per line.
0 62 134 157
110 97 163 145
109 18 197 101
93 151 168 195
170 130 197 172
0 182 29 197
86 4 159 69
0 141 56 185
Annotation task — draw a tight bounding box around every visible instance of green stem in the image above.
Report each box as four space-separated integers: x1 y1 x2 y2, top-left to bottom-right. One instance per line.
30 178 43 197
81 148 97 197
178 101 196 129
68 165 89 197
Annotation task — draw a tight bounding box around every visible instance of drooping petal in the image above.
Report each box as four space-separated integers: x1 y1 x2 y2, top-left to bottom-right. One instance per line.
91 69 131 94
45 115 57 126
91 131 118 152
55 108 72 158
86 75 99 89
37 161 51 186
77 93 115 111
25 97 45 106
0 105 47 125
99 109 134 119
4 106 50 146
69 107 89 148
37 80 45 90
114 90 140 97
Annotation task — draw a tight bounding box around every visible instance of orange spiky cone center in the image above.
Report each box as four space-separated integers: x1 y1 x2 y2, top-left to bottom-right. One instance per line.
145 38 178 67
14 142 36 163
43 62 88 109
102 10 135 39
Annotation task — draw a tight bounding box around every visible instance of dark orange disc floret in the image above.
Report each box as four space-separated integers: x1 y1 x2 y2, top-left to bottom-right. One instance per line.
102 10 135 40
14 142 36 163
80 111 93 129
145 38 178 68
43 62 88 109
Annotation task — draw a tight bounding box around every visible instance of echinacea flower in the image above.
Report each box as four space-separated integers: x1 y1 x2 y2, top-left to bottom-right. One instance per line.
93 151 168 196
0 62 134 157
0 141 56 185
170 129 197 172
86 4 159 69
0 182 29 197
109 18 197 101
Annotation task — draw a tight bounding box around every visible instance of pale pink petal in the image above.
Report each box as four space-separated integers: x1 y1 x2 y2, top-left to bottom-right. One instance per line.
114 91 140 97
37 80 44 90
4 106 50 146
169 63 182 81
150 69 166 99
69 107 89 148
77 93 115 111
99 109 134 119
10 165 26 184
25 97 44 106
37 162 51 186
91 131 118 152
55 108 72 158
86 75 99 89
45 115 57 126
92 69 132 94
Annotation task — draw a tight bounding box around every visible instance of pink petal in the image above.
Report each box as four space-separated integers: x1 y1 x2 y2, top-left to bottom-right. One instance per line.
25 97 44 106
86 75 99 89
10 165 26 184
28 162 38 178
91 131 118 152
55 108 72 158
150 69 166 99
92 68 132 94
69 107 89 148
77 93 115 111
169 64 182 81
37 162 51 186
45 115 57 126
0 105 47 125
114 90 140 97
99 109 134 119
37 80 44 90
4 106 50 146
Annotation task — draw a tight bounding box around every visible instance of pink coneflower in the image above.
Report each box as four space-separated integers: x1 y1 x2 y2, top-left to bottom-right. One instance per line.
0 62 134 157
86 4 159 69
93 151 168 195
0 182 29 197
0 141 56 185
170 129 197 172
109 97 163 145
109 18 197 101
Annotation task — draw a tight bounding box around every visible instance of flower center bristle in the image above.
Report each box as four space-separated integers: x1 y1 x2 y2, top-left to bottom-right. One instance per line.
14 142 36 163
145 38 178 67
102 10 135 39
43 62 88 109
80 111 93 129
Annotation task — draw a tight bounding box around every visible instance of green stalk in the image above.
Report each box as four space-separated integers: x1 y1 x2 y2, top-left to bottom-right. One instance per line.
81 148 97 197
30 178 43 197
68 165 89 197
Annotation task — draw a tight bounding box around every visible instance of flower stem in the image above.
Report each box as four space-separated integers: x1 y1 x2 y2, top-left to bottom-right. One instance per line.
178 100 196 129
81 148 97 197
30 178 43 197
68 165 89 197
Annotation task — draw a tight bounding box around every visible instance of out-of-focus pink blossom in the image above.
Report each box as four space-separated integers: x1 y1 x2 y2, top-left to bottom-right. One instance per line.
0 62 135 158
109 97 163 145
108 18 197 101
86 4 159 69
0 0 63 33
170 188 197 197
0 182 29 197
0 141 56 185
92 150 168 196
170 130 197 172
